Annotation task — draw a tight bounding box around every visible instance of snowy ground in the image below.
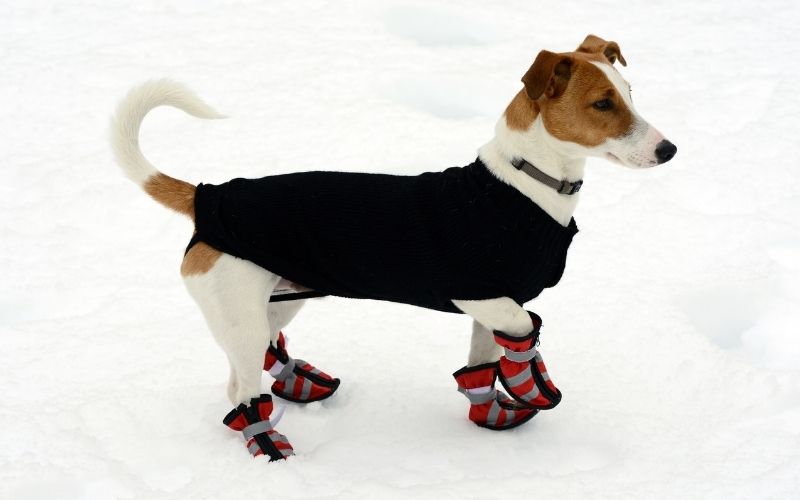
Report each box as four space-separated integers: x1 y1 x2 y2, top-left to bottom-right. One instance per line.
2 0 800 498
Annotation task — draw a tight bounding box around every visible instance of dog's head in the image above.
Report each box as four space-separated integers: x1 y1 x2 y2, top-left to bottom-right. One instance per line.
507 34 676 168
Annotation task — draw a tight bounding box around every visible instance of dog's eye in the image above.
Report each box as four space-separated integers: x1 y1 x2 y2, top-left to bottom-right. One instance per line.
592 99 614 111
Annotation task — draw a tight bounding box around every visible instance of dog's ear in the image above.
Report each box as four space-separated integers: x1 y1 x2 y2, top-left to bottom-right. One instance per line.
576 34 627 67
521 50 573 100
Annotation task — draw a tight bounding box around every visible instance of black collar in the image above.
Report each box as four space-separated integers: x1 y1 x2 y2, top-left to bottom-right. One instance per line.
511 158 583 195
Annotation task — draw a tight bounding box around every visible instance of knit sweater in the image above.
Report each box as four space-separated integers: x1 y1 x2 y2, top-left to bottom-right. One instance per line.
191 158 579 314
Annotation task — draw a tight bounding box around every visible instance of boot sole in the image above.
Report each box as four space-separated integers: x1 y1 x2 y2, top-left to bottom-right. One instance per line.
474 407 539 431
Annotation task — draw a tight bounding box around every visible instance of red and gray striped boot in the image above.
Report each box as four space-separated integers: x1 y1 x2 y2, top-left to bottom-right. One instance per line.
264 332 340 403
453 363 538 430
494 312 562 410
223 394 294 461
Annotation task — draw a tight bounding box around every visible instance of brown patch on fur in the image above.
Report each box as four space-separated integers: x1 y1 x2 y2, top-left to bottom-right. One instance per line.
144 173 196 220
521 50 573 101
510 47 631 137
504 89 539 131
181 241 222 276
569 51 609 65
539 57 634 147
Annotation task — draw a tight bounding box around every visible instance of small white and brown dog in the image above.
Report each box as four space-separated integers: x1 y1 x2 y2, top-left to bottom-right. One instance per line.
111 35 676 461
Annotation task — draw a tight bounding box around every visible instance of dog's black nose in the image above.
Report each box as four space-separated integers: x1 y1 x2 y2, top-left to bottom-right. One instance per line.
655 140 677 164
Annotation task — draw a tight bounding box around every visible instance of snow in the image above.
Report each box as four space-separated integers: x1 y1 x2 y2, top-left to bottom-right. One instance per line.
2 0 800 498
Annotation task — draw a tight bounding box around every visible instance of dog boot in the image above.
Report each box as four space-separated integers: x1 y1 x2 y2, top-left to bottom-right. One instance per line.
223 394 294 461
453 363 538 430
494 312 562 410
264 331 341 403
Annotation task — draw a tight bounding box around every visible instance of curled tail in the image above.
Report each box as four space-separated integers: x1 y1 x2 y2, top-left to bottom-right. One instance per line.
110 79 225 219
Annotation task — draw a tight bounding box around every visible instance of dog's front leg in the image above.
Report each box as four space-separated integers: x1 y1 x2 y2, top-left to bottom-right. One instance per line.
450 297 563 430
451 297 531 368
445 298 537 430
453 297 533 337
467 320 501 367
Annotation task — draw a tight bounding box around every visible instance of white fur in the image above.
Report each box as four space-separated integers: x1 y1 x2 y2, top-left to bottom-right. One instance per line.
183 257 309 406
183 252 282 405
478 117 584 228
454 300 535 367
452 297 533 334
466 321 502 366
590 62 666 168
110 79 225 187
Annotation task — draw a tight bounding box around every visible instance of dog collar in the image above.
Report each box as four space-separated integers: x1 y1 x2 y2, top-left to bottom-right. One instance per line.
511 158 583 195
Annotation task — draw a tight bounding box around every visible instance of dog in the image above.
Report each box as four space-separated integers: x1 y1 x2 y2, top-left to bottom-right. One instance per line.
111 34 676 461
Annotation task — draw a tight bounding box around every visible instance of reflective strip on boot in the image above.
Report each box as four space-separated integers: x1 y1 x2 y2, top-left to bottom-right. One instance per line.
535 352 551 382
242 419 275 440
457 387 497 405
269 432 291 446
300 377 312 400
274 357 296 381
505 361 541 395
268 431 295 457
504 346 537 363
272 360 299 397
241 405 285 439
517 385 542 402
244 430 293 460
274 356 321 400
503 365 542 401
486 400 501 426
485 399 521 428
503 366 533 388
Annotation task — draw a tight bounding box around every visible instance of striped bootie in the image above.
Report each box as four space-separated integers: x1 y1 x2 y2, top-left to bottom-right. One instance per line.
494 312 562 409
223 394 294 461
264 332 340 403
453 363 538 430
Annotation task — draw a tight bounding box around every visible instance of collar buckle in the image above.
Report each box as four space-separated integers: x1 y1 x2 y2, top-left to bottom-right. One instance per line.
558 179 583 195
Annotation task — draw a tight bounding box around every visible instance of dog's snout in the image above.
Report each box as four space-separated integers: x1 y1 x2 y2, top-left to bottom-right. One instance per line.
655 140 677 164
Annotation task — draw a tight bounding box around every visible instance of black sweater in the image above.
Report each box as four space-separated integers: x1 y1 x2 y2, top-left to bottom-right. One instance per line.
191 159 578 313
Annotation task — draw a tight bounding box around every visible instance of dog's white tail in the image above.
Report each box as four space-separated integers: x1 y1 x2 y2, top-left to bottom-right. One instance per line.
110 79 225 219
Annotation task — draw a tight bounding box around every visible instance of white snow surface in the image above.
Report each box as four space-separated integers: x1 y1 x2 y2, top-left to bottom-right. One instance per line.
2 1 800 498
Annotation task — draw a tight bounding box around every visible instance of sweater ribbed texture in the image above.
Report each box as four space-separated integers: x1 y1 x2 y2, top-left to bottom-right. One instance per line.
191 159 578 313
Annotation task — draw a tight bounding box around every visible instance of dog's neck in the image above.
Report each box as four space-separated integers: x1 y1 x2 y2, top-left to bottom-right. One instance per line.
478 116 584 227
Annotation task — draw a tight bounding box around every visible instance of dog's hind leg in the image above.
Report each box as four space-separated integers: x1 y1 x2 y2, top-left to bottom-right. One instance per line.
182 244 294 460
267 300 307 340
264 299 341 404
183 248 279 405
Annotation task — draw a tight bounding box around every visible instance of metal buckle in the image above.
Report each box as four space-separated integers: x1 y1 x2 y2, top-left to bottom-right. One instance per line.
558 179 582 195
558 179 583 195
